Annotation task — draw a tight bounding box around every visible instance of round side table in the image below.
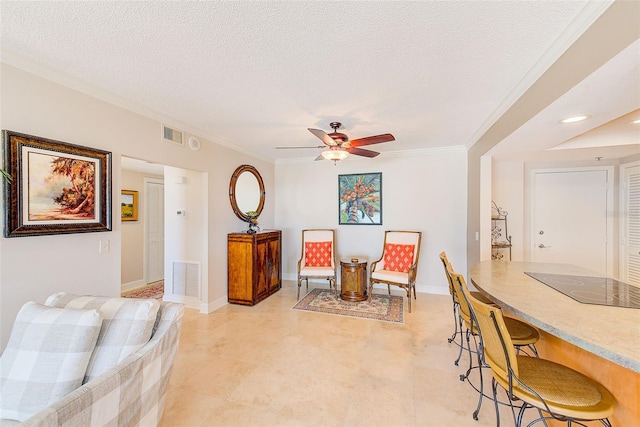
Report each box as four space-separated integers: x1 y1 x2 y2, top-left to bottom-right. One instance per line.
340 257 368 301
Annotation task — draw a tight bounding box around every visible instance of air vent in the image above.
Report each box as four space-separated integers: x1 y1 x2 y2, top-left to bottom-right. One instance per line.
171 261 200 298
162 124 184 146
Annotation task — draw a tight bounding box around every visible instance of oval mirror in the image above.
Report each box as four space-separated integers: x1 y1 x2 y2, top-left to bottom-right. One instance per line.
229 164 265 222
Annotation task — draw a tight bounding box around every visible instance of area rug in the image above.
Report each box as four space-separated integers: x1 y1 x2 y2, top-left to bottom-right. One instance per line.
122 281 164 299
293 288 404 324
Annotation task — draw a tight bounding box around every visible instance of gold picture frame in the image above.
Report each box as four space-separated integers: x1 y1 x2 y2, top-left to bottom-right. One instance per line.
3 130 112 237
121 190 138 221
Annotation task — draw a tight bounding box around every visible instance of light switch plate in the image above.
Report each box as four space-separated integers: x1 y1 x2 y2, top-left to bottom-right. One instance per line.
99 240 110 253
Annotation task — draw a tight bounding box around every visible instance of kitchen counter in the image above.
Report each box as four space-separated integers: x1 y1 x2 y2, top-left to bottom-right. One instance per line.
469 261 639 372
469 260 640 426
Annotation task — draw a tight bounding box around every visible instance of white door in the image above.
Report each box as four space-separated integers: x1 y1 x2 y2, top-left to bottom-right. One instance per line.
146 179 164 284
621 162 640 286
531 168 612 275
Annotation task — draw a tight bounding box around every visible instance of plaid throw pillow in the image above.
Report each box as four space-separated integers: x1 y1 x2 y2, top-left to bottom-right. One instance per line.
0 302 102 421
45 293 160 383
305 241 332 267
384 243 415 273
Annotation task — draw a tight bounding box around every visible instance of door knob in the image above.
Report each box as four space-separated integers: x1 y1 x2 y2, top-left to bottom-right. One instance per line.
538 244 552 249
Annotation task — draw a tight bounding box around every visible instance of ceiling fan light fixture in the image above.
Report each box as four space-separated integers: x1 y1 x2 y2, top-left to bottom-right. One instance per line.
322 149 349 161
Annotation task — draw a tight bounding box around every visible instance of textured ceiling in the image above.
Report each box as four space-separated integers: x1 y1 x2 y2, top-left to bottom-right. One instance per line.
1 1 637 162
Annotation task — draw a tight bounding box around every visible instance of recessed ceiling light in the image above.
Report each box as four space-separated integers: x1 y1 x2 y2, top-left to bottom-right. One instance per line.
560 115 590 124
632 119 640 124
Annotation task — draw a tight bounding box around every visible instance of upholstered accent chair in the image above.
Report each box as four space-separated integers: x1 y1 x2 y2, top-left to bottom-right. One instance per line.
369 230 422 313
297 229 337 299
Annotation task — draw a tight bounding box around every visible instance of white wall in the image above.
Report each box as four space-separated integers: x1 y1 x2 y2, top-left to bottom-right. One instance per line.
491 160 525 260
163 166 207 309
492 157 625 267
274 148 468 295
0 63 274 348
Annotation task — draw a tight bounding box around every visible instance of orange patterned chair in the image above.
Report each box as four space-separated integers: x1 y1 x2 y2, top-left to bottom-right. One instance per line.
297 229 337 299
369 230 422 312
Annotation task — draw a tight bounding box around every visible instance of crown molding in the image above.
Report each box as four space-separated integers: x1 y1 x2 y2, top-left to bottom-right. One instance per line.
1 50 273 164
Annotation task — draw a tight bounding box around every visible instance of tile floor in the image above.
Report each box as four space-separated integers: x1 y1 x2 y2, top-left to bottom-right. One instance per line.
160 281 537 427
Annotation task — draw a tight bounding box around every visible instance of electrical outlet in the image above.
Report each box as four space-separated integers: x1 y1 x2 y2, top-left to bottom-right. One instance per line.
99 240 110 253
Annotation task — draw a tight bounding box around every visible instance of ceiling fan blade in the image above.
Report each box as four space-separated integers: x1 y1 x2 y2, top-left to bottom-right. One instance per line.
314 154 325 161
349 133 395 147
348 147 380 158
275 145 324 149
308 128 337 146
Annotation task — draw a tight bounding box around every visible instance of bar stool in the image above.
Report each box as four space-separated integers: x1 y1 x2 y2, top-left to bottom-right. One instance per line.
439 251 495 364
464 282 616 427
449 268 539 421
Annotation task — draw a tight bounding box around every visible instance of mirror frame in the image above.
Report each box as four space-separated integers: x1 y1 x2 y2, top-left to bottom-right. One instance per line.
229 164 266 222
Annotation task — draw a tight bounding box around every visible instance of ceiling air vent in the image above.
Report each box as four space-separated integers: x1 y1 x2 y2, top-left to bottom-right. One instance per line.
162 124 184 146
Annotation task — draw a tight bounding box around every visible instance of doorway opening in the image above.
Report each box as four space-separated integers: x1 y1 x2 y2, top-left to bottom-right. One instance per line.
120 156 208 309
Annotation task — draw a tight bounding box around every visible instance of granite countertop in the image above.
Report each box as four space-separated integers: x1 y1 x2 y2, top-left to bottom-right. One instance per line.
470 261 640 373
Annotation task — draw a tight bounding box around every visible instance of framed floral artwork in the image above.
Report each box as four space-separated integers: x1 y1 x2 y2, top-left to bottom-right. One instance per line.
3 130 112 237
338 172 382 225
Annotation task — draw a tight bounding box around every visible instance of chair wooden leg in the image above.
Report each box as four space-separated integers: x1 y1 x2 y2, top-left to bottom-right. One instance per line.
297 277 302 300
406 288 412 313
387 284 391 295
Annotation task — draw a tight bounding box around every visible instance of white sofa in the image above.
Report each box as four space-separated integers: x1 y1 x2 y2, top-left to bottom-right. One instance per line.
0 295 184 426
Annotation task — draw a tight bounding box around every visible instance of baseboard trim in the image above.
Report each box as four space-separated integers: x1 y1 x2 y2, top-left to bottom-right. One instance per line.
121 280 145 292
162 294 200 309
203 296 227 313
416 284 449 296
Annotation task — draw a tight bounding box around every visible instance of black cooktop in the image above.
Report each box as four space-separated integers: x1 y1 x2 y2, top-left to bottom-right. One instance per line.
524 272 640 309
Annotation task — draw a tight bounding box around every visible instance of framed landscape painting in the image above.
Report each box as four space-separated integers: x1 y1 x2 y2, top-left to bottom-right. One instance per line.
121 190 138 221
3 130 112 237
338 172 382 225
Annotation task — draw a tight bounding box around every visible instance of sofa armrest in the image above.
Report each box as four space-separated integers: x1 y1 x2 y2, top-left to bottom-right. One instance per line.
17 302 184 427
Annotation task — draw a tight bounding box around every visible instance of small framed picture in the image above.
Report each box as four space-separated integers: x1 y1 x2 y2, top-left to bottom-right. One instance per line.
121 190 138 221
338 172 382 225
3 130 112 237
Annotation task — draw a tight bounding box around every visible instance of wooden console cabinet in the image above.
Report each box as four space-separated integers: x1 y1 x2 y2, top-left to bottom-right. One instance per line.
227 230 282 305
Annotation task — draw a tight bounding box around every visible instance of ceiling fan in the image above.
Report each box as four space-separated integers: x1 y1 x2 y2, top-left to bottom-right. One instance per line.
276 122 395 162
